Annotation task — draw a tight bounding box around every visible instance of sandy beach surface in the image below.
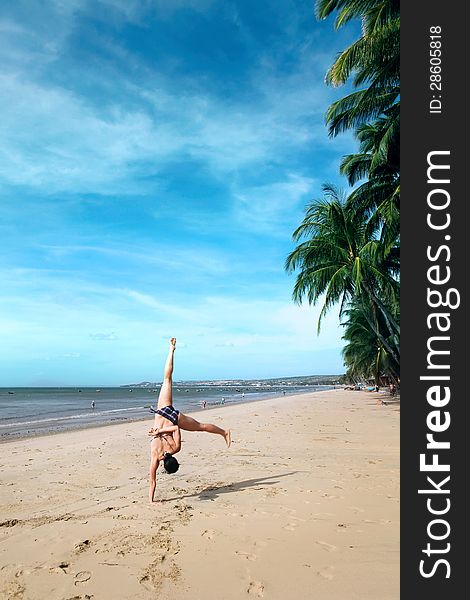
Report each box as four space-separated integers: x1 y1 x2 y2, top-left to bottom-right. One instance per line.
0 389 399 600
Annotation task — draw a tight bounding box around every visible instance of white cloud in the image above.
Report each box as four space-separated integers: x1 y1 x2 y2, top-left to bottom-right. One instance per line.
89 332 118 341
40 243 229 276
0 71 324 195
95 0 216 22
121 289 198 322
0 1 354 385
0 74 174 194
0 264 344 384
0 16 347 197
232 173 316 234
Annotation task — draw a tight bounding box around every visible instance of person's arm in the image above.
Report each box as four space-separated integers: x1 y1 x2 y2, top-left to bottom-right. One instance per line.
171 426 181 453
148 454 159 503
148 424 179 437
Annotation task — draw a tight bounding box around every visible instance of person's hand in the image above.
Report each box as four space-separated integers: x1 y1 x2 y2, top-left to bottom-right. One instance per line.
148 427 160 437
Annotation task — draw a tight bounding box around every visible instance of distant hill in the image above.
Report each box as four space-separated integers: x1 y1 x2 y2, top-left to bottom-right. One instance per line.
121 374 343 389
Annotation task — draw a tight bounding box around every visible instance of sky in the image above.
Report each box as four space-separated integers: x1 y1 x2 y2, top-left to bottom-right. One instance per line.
0 0 360 386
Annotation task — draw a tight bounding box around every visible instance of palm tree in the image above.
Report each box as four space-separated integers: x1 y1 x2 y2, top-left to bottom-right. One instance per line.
316 0 401 263
315 0 400 247
340 110 400 247
316 0 399 30
285 1 401 379
340 111 399 188
342 299 399 382
285 185 399 362
316 0 400 138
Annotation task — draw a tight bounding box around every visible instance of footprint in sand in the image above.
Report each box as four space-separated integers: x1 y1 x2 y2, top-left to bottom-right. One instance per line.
74 571 92 585
316 566 335 580
258 510 279 517
247 581 264 597
201 529 216 540
235 550 257 561
349 506 365 513
315 540 337 552
0 519 19 528
201 512 217 519
283 522 298 531
348 506 366 513
74 540 91 554
139 574 154 592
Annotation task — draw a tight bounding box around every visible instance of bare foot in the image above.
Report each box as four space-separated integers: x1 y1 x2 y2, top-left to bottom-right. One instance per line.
224 430 231 448
170 337 176 349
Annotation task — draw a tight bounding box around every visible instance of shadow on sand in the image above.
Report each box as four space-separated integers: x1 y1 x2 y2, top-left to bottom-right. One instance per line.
162 471 299 503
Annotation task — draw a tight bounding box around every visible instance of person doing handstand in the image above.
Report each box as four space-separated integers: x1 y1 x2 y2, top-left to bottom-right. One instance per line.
148 338 231 503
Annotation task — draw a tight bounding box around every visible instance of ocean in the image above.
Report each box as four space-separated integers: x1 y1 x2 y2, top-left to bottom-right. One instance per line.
0 381 335 441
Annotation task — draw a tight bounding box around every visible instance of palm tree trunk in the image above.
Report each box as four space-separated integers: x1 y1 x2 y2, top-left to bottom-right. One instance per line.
361 281 400 355
358 297 400 365
371 289 400 336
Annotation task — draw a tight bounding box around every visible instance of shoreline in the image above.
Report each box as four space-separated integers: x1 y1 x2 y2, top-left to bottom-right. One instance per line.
0 386 337 444
0 389 399 599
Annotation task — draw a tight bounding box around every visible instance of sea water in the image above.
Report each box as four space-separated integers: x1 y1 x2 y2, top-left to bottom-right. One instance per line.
0 382 334 440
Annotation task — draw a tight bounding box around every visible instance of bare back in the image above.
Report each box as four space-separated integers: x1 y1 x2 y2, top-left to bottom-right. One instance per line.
150 430 178 460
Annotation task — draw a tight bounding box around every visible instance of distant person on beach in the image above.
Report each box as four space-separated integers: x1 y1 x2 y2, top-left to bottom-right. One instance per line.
91 400 95 410
202 399 206 409
148 338 231 503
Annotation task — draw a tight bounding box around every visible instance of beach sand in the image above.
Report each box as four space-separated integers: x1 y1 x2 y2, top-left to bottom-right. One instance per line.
0 389 399 599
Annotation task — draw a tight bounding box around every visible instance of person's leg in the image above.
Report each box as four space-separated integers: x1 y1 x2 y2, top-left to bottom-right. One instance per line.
156 338 176 411
178 412 231 447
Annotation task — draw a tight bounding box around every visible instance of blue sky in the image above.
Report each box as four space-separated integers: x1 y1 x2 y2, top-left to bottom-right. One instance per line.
0 0 359 386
